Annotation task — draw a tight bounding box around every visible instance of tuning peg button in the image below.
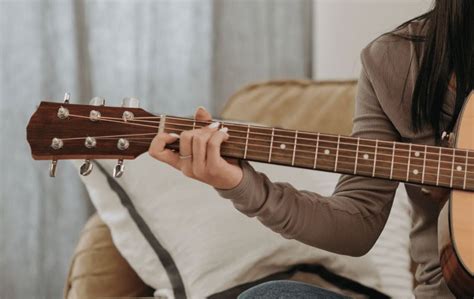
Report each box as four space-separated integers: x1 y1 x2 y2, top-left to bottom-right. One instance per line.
113 159 125 178
84 137 97 148
51 137 64 150
90 97 105 106
122 97 140 108
117 138 130 151
80 159 93 176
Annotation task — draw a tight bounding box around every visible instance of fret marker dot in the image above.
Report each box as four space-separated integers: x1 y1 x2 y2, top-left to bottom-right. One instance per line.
414 151 420 157
456 165 463 172
413 169 419 175
363 153 369 160
280 144 286 150
324 149 330 155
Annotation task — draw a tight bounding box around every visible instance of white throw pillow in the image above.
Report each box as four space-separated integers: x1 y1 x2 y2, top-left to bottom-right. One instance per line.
75 154 412 298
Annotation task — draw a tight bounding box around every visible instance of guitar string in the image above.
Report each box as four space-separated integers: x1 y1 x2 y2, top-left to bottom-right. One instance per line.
121 136 474 179
67 130 473 179
65 129 474 173
95 114 474 159
59 132 158 141
126 139 472 184
104 114 473 153
155 126 473 164
63 115 474 168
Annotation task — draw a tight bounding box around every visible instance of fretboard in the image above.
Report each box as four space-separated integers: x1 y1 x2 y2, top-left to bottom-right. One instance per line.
158 115 474 191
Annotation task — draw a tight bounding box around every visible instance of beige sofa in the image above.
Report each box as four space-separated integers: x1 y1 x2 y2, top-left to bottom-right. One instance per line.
65 80 362 298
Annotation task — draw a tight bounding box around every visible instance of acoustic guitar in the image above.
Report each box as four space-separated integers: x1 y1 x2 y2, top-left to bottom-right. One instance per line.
26 92 473 297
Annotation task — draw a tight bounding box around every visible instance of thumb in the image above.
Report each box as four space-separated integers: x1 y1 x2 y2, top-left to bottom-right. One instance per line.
194 106 212 121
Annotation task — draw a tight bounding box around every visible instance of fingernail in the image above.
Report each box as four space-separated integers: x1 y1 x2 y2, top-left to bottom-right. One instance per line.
219 127 228 134
169 133 180 138
197 106 207 112
208 121 220 129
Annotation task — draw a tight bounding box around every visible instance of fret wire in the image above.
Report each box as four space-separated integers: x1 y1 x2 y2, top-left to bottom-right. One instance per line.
372 140 378 177
389 142 396 179
313 133 320 169
406 144 412 181
192 119 196 130
464 151 468 190
450 149 456 188
354 137 360 175
291 130 298 166
292 130 298 166
436 147 442 186
422 145 427 184
334 135 340 172
268 128 275 163
244 124 250 159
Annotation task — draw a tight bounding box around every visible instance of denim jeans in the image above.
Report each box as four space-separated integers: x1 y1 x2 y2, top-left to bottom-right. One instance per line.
238 280 351 299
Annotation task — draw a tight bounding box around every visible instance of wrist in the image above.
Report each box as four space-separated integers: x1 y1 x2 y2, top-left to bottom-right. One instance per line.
214 165 243 190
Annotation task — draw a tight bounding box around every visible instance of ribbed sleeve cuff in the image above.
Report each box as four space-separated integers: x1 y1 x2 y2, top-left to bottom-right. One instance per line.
215 161 256 203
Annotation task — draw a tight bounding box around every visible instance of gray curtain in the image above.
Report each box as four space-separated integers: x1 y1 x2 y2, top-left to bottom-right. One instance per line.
0 0 312 298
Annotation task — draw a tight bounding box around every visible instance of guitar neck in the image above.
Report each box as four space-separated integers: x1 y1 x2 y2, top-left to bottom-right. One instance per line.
160 115 474 191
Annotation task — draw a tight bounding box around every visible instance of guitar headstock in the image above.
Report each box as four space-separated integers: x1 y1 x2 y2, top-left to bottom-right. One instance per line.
26 93 160 177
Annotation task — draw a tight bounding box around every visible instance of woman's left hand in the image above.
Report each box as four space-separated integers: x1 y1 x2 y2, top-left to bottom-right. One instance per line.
148 107 243 190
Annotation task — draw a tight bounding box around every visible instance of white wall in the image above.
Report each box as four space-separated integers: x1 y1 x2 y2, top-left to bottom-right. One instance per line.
313 0 432 80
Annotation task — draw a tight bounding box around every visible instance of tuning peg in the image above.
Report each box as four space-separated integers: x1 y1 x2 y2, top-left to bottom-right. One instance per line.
122 97 140 108
80 159 94 176
113 159 125 178
63 92 71 104
90 97 105 106
49 160 58 177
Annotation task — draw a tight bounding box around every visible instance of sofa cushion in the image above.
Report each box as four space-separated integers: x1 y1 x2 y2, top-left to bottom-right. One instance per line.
75 157 396 298
64 214 154 299
220 80 357 135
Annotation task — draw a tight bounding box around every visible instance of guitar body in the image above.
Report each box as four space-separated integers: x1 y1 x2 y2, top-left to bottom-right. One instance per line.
439 92 474 297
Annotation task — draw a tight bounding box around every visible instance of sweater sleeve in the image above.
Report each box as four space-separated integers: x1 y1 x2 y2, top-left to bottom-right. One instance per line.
215 48 402 257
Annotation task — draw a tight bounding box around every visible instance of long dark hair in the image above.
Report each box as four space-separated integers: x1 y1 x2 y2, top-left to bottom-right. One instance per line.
394 0 473 138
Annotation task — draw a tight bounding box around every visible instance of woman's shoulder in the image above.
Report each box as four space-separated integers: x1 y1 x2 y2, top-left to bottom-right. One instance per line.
357 20 430 139
361 20 426 76
358 21 428 108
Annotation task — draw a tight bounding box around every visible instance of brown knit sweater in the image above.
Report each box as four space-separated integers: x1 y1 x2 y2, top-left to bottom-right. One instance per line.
217 22 456 298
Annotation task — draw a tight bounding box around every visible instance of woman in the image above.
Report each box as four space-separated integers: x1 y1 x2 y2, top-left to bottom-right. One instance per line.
149 1 473 297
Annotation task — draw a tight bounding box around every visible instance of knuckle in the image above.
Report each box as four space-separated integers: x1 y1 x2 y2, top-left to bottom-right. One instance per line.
148 149 157 159
193 166 205 178
195 134 208 145
208 137 221 148
180 130 192 140
157 132 167 139
149 150 163 161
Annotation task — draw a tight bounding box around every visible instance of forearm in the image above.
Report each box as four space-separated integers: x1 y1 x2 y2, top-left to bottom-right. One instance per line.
216 161 397 256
